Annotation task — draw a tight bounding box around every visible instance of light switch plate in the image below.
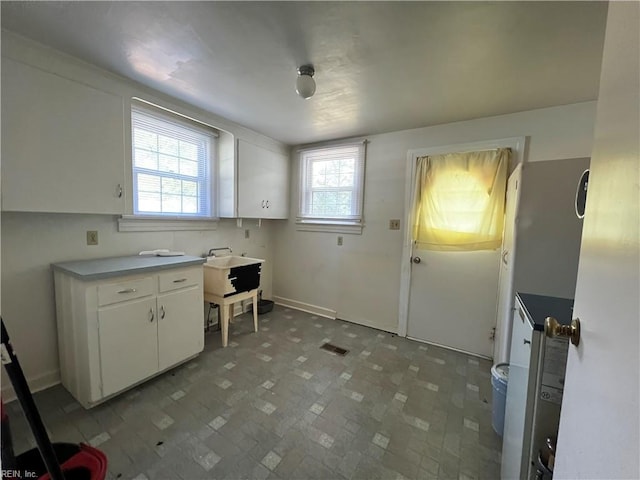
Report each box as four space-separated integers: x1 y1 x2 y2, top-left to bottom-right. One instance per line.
337 236 343 246
389 219 401 230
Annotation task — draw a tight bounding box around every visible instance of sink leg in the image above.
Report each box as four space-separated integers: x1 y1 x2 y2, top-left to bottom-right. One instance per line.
252 293 258 332
221 304 229 347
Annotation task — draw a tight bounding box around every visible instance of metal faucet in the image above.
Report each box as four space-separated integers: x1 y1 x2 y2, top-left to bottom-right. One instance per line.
208 247 232 257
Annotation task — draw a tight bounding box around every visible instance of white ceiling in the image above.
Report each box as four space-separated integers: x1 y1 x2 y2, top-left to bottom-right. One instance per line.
1 1 608 146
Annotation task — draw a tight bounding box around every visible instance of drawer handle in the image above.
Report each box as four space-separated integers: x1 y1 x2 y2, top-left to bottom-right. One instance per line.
160 305 166 319
518 308 525 322
118 288 137 294
524 338 531 345
172 278 187 283
149 308 154 322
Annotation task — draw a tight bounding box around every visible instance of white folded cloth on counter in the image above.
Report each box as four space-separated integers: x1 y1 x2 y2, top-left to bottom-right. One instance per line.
139 249 185 256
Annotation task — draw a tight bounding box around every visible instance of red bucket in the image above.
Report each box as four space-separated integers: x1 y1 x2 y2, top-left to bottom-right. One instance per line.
14 443 107 480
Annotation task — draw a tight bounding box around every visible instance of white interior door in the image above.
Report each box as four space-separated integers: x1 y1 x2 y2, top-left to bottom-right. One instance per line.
554 3 639 478
492 164 522 363
400 139 525 357
407 247 500 357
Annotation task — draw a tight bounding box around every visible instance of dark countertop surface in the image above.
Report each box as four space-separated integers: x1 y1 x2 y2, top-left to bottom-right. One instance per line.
516 292 574 331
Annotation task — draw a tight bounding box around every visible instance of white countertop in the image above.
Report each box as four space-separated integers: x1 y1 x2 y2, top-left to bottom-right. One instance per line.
52 255 205 280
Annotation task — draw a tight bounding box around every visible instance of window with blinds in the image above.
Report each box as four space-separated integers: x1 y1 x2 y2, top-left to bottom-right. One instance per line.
298 142 366 223
131 102 215 217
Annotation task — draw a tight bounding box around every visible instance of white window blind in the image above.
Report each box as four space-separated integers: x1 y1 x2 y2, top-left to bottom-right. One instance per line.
131 103 215 217
298 142 366 223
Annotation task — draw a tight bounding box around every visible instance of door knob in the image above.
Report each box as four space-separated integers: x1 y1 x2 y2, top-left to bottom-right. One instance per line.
412 256 421 264
545 316 581 346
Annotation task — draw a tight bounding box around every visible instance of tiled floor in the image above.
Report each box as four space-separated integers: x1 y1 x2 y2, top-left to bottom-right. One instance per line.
5 306 502 479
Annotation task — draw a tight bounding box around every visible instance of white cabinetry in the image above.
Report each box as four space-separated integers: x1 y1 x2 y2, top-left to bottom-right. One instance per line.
236 139 289 219
98 296 158 398
1 58 125 214
53 260 204 408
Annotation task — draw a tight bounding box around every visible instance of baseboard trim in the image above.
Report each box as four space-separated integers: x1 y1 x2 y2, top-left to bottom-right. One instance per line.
406 336 492 360
337 316 397 335
272 296 336 319
1 369 61 403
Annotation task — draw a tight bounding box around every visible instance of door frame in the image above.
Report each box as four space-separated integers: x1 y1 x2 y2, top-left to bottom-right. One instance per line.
493 162 523 363
397 136 528 340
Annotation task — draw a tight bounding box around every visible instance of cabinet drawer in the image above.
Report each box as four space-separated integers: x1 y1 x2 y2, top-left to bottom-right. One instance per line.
158 267 202 293
98 277 154 307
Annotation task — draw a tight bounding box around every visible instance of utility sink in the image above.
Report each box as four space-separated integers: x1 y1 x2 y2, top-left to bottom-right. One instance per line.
203 256 264 297
205 255 264 269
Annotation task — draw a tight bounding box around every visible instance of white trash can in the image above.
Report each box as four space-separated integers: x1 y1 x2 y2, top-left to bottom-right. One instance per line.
491 363 509 436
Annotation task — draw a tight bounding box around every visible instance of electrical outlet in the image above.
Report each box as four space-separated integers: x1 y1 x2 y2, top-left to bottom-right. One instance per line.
337 236 343 246
389 219 401 230
86 230 99 245
245 229 250 239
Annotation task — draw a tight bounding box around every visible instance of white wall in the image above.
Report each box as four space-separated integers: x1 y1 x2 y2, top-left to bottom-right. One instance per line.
0 31 286 398
273 102 597 332
513 157 591 299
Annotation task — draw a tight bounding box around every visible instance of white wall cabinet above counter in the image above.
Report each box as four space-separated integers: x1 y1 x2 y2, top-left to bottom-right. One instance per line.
1 37 290 219
1 58 126 214
223 139 289 219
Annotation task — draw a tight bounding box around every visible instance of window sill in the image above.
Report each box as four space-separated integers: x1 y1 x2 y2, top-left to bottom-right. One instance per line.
295 221 364 235
118 216 219 232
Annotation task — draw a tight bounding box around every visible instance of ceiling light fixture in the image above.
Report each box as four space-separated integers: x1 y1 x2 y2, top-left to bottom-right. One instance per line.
296 65 316 99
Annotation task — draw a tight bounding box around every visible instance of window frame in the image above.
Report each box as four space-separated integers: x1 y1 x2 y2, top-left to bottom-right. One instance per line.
129 100 217 220
297 140 367 233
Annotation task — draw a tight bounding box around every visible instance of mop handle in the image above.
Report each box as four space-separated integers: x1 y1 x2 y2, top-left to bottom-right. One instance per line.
1 318 66 480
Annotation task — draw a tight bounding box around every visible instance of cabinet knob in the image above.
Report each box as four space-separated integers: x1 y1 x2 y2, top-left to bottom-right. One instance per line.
545 316 581 346
117 184 123 198
160 306 165 319
149 308 155 322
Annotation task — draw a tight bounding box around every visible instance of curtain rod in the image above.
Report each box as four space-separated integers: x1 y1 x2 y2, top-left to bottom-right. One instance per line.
296 137 368 153
421 146 510 156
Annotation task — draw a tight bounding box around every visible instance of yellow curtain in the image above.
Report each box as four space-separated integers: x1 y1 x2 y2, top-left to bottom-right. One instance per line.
412 148 510 251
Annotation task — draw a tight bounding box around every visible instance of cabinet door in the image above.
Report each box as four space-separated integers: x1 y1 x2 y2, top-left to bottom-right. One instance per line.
1 58 125 214
98 297 158 397
237 139 289 219
157 286 204 371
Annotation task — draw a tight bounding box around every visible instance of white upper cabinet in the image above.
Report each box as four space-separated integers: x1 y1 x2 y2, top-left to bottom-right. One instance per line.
236 139 289 219
1 58 125 214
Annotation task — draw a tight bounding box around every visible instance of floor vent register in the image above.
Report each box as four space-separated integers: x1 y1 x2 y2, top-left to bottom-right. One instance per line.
320 343 349 356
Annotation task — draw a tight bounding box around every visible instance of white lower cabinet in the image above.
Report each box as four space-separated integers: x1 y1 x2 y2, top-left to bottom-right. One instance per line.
98 297 159 398
157 286 204 371
54 264 204 408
